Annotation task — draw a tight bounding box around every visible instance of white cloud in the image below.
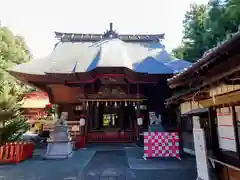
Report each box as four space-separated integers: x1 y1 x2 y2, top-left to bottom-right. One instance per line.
0 0 209 58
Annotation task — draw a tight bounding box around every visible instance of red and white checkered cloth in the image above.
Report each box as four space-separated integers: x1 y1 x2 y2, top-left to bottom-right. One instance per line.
143 132 180 159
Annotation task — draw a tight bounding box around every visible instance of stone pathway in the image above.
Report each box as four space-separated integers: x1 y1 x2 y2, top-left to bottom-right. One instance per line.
0 150 95 180
0 145 197 180
80 150 128 180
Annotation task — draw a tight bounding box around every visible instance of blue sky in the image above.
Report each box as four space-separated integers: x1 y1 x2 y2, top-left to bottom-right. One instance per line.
0 0 208 59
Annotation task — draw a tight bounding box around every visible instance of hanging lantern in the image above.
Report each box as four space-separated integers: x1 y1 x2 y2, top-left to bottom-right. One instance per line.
75 105 82 111
212 91 216 104
97 101 99 107
114 102 117 108
133 102 136 107
80 118 85 126
86 101 89 108
137 117 143 126
125 101 127 107
105 101 108 107
75 106 78 110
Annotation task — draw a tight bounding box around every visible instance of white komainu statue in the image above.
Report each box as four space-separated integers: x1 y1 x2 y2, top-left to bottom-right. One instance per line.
44 112 73 159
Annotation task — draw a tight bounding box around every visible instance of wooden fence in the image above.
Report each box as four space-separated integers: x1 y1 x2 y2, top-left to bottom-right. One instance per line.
0 142 34 163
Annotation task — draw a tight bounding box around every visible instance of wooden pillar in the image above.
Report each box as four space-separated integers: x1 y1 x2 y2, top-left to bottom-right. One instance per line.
176 105 183 156
110 102 113 127
135 101 140 136
209 107 219 156
94 103 99 130
129 105 133 129
88 102 92 131
79 102 88 148
119 103 124 130
232 105 240 157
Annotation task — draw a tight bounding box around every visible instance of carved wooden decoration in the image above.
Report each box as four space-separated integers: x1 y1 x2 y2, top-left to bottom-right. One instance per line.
99 76 127 84
88 86 127 98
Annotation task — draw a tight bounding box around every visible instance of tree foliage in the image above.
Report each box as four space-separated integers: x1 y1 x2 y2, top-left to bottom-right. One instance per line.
0 24 32 143
0 86 29 144
172 0 240 62
0 25 33 94
0 26 31 69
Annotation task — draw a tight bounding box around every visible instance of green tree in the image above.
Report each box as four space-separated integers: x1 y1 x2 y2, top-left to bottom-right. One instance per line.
0 25 34 94
0 85 29 144
0 25 34 143
173 4 208 62
0 26 31 69
172 0 240 62
225 0 240 31
204 0 231 48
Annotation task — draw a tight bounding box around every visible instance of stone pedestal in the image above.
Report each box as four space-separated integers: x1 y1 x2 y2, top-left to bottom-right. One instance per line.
44 114 73 159
148 124 165 132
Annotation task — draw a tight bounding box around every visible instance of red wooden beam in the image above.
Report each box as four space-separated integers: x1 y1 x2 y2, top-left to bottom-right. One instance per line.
66 74 158 84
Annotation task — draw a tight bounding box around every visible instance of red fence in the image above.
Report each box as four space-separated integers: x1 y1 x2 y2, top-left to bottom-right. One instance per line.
0 142 34 163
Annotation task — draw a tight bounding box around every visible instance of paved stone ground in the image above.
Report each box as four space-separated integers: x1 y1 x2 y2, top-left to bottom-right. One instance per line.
80 150 128 180
0 145 197 180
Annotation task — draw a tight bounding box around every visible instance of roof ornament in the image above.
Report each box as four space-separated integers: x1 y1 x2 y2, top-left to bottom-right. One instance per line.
103 22 118 39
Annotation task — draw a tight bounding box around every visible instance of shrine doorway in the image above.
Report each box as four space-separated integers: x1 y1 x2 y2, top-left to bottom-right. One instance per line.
87 102 137 143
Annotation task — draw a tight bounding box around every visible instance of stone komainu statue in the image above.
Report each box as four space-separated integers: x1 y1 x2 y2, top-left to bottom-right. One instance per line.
54 112 68 126
44 111 73 159
149 112 162 125
148 112 164 132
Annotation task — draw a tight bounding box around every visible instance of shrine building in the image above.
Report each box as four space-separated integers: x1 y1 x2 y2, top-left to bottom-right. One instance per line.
21 91 49 123
8 23 191 146
166 30 240 180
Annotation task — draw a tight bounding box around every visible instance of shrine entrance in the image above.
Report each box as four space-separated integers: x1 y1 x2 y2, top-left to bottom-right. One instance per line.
87 101 138 143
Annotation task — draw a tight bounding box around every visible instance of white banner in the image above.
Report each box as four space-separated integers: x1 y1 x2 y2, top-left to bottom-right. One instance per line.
216 108 237 152
193 128 210 180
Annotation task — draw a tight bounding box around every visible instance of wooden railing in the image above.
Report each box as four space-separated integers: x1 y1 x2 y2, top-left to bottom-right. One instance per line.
87 131 136 143
0 142 34 163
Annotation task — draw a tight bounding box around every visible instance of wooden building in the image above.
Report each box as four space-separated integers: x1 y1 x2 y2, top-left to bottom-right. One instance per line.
21 91 49 123
166 30 240 180
8 23 190 147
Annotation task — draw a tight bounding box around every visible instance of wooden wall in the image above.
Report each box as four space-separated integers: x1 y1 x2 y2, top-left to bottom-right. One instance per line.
58 104 76 121
222 166 240 180
209 84 240 97
49 84 84 103
180 101 203 114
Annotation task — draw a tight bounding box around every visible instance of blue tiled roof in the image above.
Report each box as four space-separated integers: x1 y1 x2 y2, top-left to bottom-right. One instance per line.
9 38 192 75
164 59 192 73
133 56 173 74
